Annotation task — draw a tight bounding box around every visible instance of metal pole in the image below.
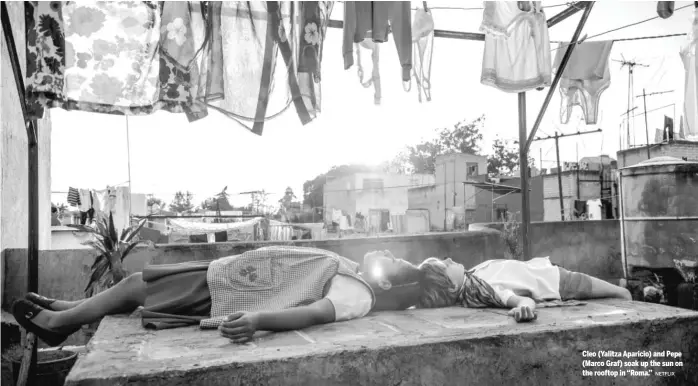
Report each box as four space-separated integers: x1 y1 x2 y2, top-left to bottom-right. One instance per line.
443 163 447 230
555 133 565 221
2 2 39 383
525 2 594 153
642 88 651 159
518 93 530 260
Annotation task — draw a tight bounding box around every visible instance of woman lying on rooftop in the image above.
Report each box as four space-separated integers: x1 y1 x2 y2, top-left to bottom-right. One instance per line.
13 246 423 347
417 256 632 322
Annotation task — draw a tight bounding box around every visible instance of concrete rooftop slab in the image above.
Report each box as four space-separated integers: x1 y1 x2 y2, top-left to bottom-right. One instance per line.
66 300 698 386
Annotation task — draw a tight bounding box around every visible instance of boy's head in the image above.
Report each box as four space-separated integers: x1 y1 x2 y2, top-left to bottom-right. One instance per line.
417 257 465 308
362 250 423 311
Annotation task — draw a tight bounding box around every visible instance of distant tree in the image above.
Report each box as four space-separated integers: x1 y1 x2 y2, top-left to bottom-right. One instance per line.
200 186 234 211
390 115 486 174
147 196 165 208
487 138 520 177
169 191 194 213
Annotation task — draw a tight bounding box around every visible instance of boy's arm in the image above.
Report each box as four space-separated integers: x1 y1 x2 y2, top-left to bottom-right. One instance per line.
219 299 335 343
506 295 537 323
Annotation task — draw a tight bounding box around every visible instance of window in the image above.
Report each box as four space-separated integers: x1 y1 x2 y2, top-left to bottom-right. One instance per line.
467 163 478 177
363 178 384 190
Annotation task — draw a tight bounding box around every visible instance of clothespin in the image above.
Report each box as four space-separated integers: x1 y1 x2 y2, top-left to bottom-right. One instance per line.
422 1 429 12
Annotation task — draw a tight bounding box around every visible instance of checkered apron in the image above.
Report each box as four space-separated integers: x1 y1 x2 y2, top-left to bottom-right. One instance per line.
200 246 374 329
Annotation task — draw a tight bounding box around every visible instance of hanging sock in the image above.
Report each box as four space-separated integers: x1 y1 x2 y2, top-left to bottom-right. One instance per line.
343 1 412 83
552 41 614 125
480 1 552 93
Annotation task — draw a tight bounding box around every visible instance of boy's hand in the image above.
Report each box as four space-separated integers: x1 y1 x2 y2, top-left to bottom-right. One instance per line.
508 305 537 323
219 311 260 343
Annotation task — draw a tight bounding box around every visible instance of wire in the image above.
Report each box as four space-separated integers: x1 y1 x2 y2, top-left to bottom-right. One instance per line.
334 1 574 12
551 4 693 52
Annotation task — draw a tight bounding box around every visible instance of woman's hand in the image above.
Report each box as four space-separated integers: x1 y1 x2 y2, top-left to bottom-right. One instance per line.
219 311 261 344
508 305 537 323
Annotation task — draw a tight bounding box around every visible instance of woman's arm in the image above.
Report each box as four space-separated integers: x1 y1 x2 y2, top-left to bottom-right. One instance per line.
506 295 537 322
219 299 335 343
257 298 335 331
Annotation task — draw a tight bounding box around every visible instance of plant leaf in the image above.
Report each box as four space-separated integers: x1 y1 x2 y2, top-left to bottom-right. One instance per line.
108 213 118 245
123 219 147 243
85 255 109 296
121 240 146 262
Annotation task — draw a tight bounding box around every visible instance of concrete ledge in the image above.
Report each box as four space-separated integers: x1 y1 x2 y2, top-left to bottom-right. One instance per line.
66 301 698 386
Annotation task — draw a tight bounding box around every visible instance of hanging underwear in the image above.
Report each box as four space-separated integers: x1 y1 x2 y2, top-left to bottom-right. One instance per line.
343 1 412 82
410 7 434 102
355 40 381 105
656 2 675 19
553 41 614 125
480 1 551 93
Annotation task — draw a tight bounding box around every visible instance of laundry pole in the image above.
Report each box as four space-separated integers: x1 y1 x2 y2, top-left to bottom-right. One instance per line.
519 1 595 260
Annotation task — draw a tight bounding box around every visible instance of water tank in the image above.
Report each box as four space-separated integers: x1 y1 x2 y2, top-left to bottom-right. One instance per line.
619 157 698 272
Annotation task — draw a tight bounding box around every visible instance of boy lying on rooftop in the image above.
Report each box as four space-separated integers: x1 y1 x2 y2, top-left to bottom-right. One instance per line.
416 256 632 322
13 246 423 347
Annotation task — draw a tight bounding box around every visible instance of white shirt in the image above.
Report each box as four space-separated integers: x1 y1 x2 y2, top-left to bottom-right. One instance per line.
324 274 373 322
471 257 560 305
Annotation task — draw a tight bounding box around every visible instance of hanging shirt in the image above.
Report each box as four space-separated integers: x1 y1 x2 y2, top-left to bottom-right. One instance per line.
411 8 434 103
480 1 552 93
343 1 412 82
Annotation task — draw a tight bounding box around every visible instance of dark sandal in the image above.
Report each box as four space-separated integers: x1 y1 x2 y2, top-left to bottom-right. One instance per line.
25 292 57 311
11 299 69 347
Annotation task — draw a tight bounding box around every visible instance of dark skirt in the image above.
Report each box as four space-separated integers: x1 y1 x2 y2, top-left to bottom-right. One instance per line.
141 260 212 330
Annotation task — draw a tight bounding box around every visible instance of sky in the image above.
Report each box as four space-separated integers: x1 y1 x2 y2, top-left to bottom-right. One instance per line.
50 1 695 208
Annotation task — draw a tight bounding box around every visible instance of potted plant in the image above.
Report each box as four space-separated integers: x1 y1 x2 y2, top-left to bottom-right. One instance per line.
68 213 147 338
675 259 698 310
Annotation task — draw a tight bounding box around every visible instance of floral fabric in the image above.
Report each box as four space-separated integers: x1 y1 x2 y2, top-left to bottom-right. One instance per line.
24 1 334 132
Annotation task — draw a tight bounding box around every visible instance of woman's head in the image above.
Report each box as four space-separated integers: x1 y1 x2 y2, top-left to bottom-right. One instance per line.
362 250 423 311
362 250 421 290
417 257 466 308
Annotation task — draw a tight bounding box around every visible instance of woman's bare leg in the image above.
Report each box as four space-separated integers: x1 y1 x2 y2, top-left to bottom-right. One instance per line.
30 272 147 332
50 299 86 311
587 276 632 300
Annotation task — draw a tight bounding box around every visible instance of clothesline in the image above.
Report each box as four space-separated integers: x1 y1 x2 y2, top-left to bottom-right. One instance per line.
551 3 694 52
333 1 577 11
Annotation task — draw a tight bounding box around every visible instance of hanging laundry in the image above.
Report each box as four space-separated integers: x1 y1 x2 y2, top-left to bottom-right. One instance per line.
552 41 614 125
680 8 698 137
343 1 412 82
573 200 587 219
157 1 210 122
411 7 434 103
67 187 81 207
296 2 335 120
355 40 382 105
480 1 551 93
204 2 320 135
586 199 602 220
657 2 675 19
